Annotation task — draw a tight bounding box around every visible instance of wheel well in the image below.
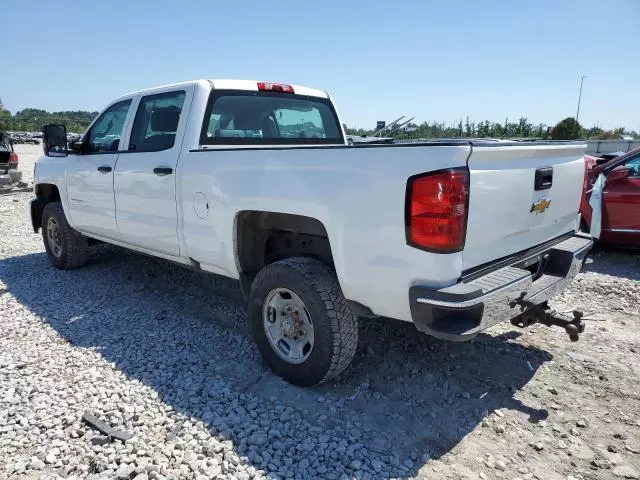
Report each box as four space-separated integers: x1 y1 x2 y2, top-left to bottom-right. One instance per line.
35 184 61 203
31 184 61 232
235 211 334 295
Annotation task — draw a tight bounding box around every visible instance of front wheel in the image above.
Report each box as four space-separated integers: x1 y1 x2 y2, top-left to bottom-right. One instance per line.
248 258 359 386
41 202 89 270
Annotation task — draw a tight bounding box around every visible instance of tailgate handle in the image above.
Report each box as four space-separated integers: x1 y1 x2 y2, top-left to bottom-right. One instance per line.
535 167 553 190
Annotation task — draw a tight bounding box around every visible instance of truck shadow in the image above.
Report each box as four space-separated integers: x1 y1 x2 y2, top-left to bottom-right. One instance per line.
1 247 553 478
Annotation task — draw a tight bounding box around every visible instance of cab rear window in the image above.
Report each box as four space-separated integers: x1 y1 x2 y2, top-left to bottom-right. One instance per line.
200 90 344 145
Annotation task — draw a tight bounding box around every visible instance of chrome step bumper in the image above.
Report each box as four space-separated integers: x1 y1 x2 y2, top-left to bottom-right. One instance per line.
409 233 593 341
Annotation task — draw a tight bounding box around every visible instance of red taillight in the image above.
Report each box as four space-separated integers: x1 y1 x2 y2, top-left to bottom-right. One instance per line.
9 152 18 164
406 168 469 253
257 82 295 94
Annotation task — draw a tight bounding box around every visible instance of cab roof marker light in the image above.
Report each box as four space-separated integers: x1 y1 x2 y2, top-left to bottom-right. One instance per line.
257 82 295 94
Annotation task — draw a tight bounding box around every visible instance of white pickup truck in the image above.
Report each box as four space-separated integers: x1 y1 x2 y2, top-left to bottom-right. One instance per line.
32 79 592 386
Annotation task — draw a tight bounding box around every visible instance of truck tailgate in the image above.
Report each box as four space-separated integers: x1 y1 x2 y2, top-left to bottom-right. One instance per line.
463 143 587 270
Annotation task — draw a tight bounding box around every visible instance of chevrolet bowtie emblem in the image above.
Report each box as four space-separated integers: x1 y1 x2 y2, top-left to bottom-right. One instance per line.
531 198 551 214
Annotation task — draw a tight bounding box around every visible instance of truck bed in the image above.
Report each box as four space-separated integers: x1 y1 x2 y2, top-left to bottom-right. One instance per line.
347 139 585 149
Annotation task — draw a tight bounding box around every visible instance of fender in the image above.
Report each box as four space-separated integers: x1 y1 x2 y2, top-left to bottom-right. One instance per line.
32 153 75 230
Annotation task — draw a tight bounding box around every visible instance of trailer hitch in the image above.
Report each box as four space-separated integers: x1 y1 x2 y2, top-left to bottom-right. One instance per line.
510 302 585 342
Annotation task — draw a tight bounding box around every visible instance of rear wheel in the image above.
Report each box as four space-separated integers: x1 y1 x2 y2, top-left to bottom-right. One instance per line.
248 257 358 386
42 202 89 269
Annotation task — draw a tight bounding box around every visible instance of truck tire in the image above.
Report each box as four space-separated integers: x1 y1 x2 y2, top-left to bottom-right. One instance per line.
248 257 358 386
41 202 89 270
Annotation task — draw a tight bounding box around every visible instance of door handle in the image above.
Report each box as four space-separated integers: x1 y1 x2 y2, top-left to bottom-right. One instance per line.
97 166 112 173
153 167 173 176
534 167 553 190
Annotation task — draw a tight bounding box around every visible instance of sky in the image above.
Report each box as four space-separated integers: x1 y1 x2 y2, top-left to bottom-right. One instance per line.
2 0 639 131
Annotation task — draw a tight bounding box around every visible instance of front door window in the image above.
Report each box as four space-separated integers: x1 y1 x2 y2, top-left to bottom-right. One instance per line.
85 100 132 153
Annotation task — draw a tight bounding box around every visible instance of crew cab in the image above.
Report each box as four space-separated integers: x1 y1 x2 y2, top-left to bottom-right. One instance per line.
32 80 592 386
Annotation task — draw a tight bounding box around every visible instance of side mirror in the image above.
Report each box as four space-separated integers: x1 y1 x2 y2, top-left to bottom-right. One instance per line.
607 166 630 183
43 124 68 157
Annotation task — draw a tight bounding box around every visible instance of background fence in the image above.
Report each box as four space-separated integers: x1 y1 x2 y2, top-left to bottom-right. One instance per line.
585 140 640 155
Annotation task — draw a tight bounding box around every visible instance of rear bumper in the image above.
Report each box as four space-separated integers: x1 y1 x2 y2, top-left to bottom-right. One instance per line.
8 169 22 183
0 164 22 184
409 233 593 341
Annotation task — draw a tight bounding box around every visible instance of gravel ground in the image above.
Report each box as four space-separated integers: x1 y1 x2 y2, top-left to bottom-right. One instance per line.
1 144 639 480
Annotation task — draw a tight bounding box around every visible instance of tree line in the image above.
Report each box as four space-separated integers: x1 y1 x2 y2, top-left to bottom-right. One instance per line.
0 98 98 134
345 117 639 141
1 97 637 140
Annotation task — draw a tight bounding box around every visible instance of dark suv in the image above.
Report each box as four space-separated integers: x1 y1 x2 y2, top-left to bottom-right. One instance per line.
0 132 22 184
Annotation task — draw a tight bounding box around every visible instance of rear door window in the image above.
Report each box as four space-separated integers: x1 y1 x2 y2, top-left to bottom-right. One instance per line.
129 90 186 152
200 90 344 145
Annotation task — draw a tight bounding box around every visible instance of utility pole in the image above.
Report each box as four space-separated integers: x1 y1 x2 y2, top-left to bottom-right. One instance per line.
576 75 587 122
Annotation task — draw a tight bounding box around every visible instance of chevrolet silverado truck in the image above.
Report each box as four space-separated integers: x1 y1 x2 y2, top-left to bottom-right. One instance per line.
31 79 592 386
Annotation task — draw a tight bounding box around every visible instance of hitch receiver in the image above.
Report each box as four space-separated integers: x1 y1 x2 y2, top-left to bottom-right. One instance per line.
511 305 585 342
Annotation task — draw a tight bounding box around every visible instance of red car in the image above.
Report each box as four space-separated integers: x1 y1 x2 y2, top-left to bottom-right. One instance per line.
580 147 640 247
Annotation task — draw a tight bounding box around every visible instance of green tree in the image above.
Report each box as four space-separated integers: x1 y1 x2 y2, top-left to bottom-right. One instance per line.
551 117 583 140
0 104 98 133
0 97 11 131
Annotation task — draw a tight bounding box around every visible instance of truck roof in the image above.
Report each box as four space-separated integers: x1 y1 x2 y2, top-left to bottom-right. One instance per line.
121 79 329 100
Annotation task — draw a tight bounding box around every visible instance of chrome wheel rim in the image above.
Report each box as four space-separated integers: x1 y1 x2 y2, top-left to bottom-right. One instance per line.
46 217 63 258
263 288 314 364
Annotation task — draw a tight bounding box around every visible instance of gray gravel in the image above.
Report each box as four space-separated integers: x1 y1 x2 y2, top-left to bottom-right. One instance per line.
1 144 640 479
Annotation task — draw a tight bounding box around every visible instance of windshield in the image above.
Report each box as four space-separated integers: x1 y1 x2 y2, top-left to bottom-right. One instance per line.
200 90 344 145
